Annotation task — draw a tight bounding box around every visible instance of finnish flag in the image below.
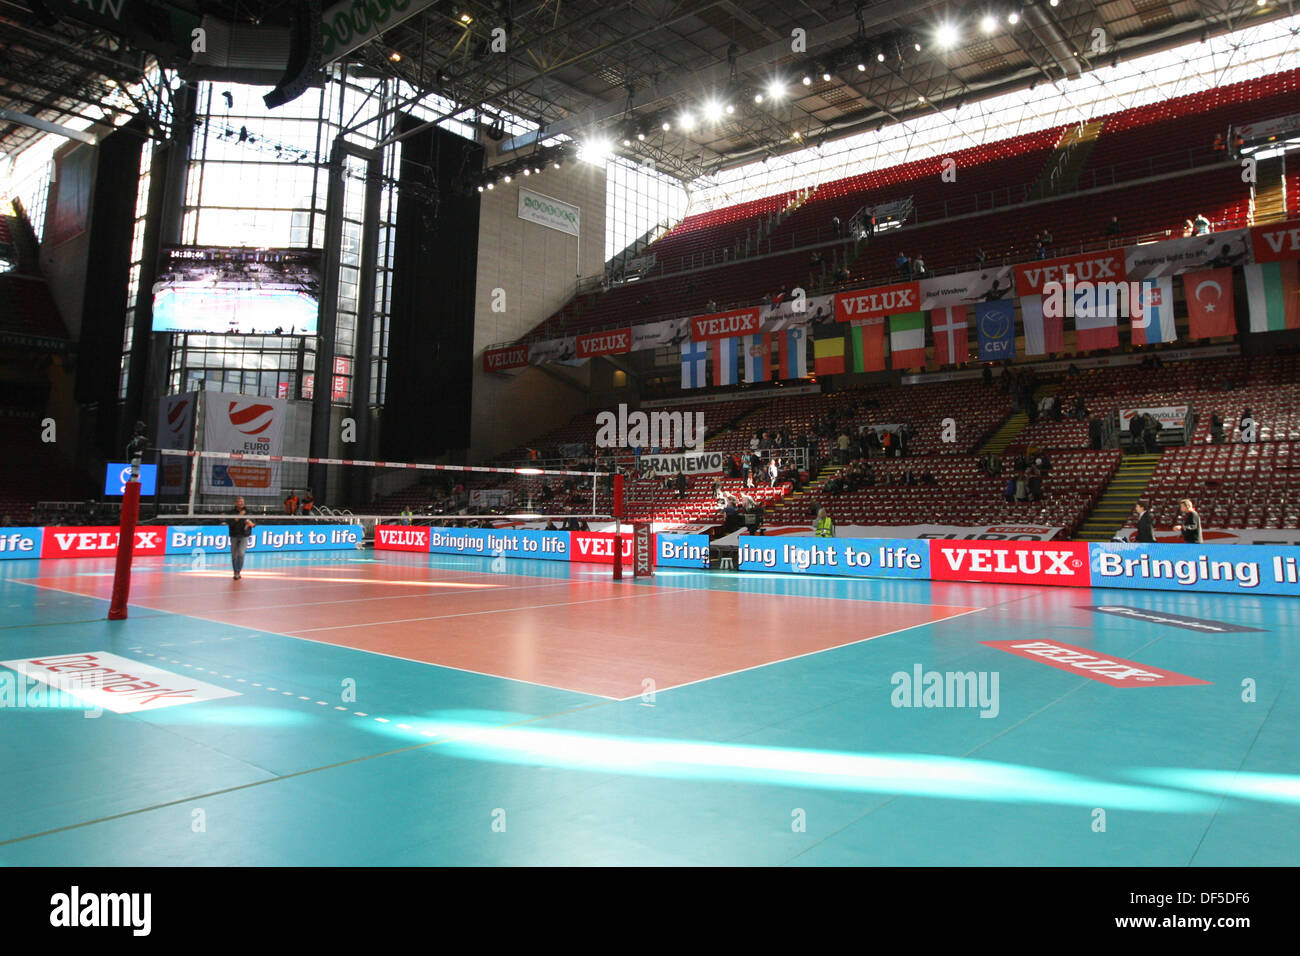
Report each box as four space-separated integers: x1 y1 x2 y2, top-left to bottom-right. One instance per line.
681 340 709 389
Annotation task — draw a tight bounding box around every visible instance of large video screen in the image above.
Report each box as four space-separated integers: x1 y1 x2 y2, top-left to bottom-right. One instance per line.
152 247 321 335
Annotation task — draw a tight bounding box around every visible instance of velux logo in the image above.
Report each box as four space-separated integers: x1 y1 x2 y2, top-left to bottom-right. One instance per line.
932 541 1090 585
50 886 151 936
595 403 705 451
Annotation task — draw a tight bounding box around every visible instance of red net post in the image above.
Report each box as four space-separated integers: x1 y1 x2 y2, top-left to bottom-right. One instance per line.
612 473 624 580
107 477 141 620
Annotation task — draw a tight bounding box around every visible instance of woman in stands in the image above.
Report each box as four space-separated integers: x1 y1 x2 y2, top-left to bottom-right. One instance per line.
814 507 835 538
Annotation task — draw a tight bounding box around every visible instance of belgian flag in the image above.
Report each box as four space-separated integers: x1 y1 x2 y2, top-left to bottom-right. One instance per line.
813 325 846 375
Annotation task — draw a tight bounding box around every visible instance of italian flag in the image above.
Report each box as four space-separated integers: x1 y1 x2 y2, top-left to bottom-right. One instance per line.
1244 260 1300 332
889 312 927 369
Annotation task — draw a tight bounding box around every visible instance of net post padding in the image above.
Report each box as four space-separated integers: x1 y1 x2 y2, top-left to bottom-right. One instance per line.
107 475 141 620
612 473 624 581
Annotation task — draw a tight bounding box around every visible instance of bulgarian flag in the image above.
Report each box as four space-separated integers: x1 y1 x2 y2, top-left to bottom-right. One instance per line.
848 317 886 372
1244 260 1300 332
889 312 927 369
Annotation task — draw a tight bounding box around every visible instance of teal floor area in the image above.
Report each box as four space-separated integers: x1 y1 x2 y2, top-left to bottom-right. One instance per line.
1 550 1297 866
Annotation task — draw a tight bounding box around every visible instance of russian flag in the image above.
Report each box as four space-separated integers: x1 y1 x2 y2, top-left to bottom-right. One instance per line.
681 340 708 389
742 334 769 382
713 336 740 386
1132 276 1176 345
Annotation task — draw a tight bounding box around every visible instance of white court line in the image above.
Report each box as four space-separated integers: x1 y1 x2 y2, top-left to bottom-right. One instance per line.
614 605 991 701
205 580 576 612
285 589 665 634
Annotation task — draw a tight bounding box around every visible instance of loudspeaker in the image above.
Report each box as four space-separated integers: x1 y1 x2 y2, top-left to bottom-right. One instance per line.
264 0 322 109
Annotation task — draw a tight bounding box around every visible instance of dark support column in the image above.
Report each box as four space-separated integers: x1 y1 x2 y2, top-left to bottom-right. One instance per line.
308 137 346 501
347 148 382 506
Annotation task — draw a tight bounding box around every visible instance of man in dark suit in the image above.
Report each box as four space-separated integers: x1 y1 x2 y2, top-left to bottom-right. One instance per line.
1134 500 1156 542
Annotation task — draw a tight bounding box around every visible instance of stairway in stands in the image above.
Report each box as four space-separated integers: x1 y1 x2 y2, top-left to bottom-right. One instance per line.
1252 154 1288 224
1074 452 1163 541
1027 120 1106 200
978 409 1028 456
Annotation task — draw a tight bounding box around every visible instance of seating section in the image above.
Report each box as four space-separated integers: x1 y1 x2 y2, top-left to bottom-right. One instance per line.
1137 442 1300 530
0 274 70 343
1015 356 1300 451
0 418 94 522
1287 150 1299 216
762 450 1121 537
520 69 1300 345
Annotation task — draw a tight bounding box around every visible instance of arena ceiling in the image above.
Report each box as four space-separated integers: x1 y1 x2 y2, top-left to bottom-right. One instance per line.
2 0 1297 178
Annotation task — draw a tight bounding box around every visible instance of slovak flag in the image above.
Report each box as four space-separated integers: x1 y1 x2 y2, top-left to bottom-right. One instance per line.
774 327 808 379
1132 276 1176 345
742 333 770 382
713 336 740 386
681 340 708 389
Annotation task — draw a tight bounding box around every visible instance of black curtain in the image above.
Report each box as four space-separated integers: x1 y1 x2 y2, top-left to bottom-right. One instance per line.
383 120 483 460
74 121 143 458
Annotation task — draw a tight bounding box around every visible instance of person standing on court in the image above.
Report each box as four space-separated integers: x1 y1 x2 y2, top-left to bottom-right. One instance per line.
1134 500 1156 543
227 497 255 579
814 507 835 538
1173 499 1203 544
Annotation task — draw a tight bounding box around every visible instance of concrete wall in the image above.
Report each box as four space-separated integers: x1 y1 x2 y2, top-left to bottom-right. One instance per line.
470 157 607 462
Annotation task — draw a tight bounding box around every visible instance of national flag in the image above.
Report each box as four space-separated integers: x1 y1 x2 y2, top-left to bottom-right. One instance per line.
774 327 808 379
847 318 886 372
1182 268 1236 339
1073 283 1121 351
888 312 927 369
1131 276 1176 345
742 334 769 382
1244 260 1300 332
813 327 846 375
712 336 740 386
681 340 708 389
976 299 1016 361
930 305 969 366
1019 294 1063 356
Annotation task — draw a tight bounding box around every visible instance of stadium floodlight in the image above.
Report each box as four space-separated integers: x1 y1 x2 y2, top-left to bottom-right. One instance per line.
485 181 494 189
936 23 959 48
579 138 611 163
522 167 530 175
1008 11 1020 23
1049 0 1059 5
637 131 646 140
821 70 832 82
857 61 866 71
679 111 696 130
754 92 764 103
661 121 671 131
802 74 812 85
766 80 785 100
502 174 511 182
703 100 725 121
913 41 922 51
622 136 633 146
477 185 484 192
877 51 886 62
981 14 998 34
725 104 735 114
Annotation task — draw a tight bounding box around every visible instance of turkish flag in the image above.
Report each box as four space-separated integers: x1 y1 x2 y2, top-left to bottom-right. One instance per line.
1183 268 1236 339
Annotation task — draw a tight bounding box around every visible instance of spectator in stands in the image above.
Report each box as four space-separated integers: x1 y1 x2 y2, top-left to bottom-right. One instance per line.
1003 475 1017 503
674 473 687 499
1232 131 1245 157
1210 413 1226 444
911 254 927 278
1034 238 1047 260
1105 215 1122 238
227 498 255 580
975 247 988 267
1183 219 1196 238
837 430 851 465
810 250 824 269
1088 416 1104 450
301 489 315 515
1134 500 1156 543
834 263 850 284
1026 461 1043 502
1240 408 1258 443
864 429 881 458
747 452 761 487
982 365 993 387
1212 132 1226 155
895 252 910 278
920 470 938 486
831 216 841 238
814 507 835 538
1128 414 1144 451
1073 395 1088 421
1173 499 1204 544
1193 213 1211 236
882 429 897 458
1143 413 1163 453
284 489 299 515
902 467 918 487
1039 228 1053 252
1014 468 1029 503
866 213 877 239
768 458 780 488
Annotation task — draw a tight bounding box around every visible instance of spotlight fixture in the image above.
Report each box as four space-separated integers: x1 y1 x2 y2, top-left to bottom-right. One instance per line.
679 112 696 130
477 185 484 192
725 104 735 114
661 121 671 131
821 70 832 82
703 99 725 121
637 131 646 140
390 51 402 62
877 51 886 62
486 182 494 189
857 61 866 71
622 137 632 146
754 92 764 103
458 12 472 24
935 23 959 48
522 167 530 175
1008 11 1020 24
914 41 922 51
502 174 511 182
801 74 812 85
981 15 997 34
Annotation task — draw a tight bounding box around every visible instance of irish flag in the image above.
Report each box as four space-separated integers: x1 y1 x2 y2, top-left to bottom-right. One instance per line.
1244 260 1300 332
889 312 927 369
